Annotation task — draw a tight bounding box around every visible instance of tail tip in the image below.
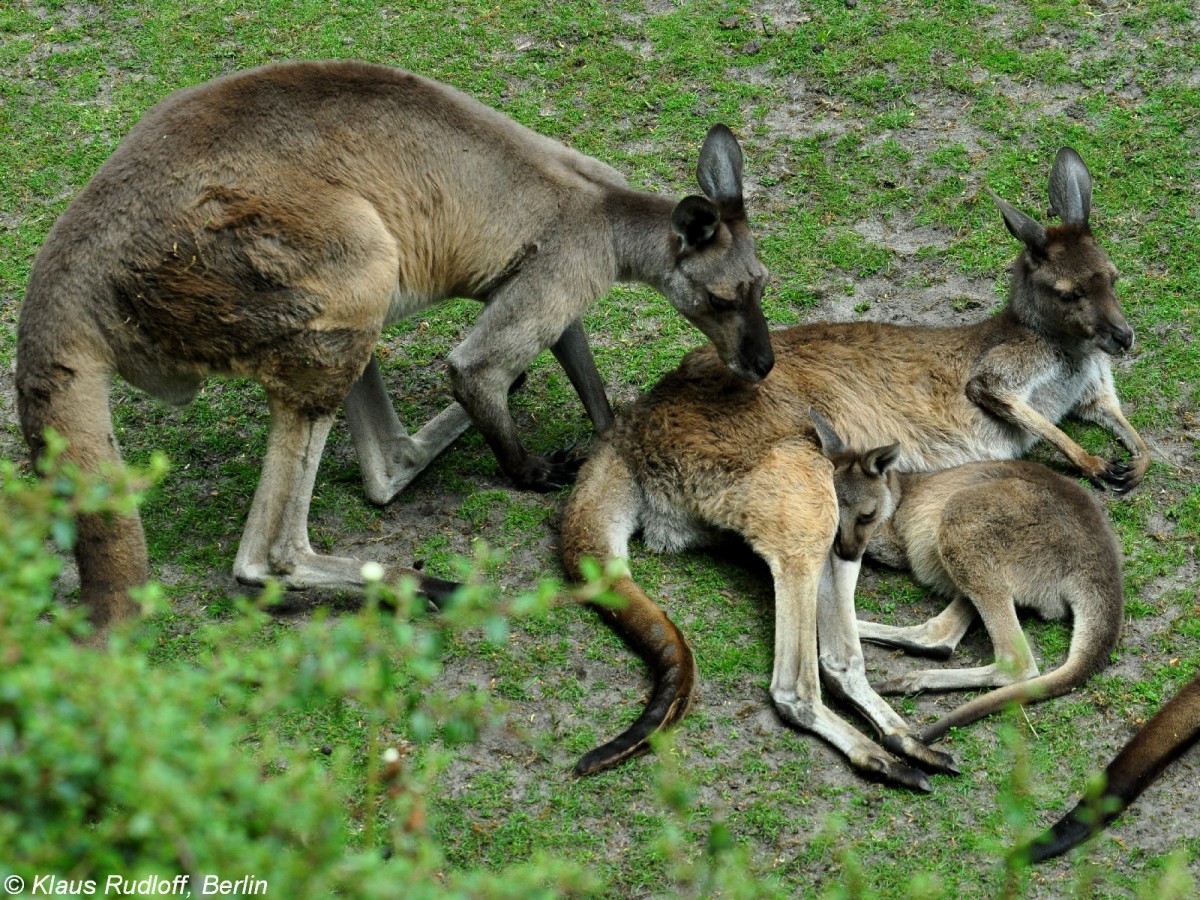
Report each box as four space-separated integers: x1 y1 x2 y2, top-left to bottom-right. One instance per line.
1015 814 1095 864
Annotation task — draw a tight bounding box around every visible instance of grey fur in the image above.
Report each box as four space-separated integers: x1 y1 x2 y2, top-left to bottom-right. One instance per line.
826 454 1125 742
15 60 774 629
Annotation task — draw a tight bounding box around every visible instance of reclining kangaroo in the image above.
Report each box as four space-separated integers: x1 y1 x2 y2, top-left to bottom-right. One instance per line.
1020 670 1200 861
813 412 1125 742
16 59 774 629
561 146 1148 790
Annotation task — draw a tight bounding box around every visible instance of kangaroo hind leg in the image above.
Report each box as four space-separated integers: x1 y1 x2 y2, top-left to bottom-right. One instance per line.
817 555 960 776
734 442 935 791
858 595 977 662
232 393 454 603
876 587 1037 694
229 201 457 604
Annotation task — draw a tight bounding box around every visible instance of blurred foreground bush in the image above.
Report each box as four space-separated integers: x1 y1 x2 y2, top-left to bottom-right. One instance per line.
0 445 595 897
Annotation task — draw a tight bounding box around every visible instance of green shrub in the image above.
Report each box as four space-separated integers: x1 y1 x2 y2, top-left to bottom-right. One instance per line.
0 448 597 897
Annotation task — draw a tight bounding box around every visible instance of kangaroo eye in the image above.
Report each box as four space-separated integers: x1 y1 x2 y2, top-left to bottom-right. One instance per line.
707 292 736 313
1057 289 1082 303
856 512 876 526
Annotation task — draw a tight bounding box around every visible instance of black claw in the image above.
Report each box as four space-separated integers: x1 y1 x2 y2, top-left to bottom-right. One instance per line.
859 753 933 793
881 733 960 776
933 750 962 777
893 764 933 793
513 445 589 492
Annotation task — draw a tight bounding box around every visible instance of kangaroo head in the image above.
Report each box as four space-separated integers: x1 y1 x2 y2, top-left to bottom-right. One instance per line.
810 409 900 562
991 148 1132 356
662 124 774 384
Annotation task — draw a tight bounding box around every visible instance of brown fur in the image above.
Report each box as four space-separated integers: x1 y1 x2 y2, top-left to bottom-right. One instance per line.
1022 671 1200 861
561 147 1147 789
16 60 774 629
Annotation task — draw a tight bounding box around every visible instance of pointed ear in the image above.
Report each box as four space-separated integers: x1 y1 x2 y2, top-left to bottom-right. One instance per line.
989 189 1047 256
696 124 745 215
671 195 721 250
864 443 901 476
808 408 845 457
1047 147 1092 227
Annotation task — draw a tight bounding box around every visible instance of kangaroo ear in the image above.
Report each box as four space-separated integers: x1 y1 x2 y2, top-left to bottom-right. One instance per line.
864 443 902 476
1047 147 1092 227
671 195 721 250
696 124 745 216
989 189 1047 257
808 407 845 457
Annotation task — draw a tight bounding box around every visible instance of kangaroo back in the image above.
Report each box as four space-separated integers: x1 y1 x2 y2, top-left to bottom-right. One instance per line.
1021 672 1200 861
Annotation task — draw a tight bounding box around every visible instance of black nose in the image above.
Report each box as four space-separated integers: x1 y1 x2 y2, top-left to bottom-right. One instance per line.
833 536 858 562
1114 324 1134 352
748 345 775 381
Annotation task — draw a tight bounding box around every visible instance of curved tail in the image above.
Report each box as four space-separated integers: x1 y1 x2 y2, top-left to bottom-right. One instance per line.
560 444 696 776
16 297 148 629
920 589 1122 744
1020 672 1200 862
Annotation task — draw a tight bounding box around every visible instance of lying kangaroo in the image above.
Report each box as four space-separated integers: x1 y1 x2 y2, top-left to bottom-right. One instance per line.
561 146 1147 789
16 60 774 629
814 413 1124 742
1020 670 1200 861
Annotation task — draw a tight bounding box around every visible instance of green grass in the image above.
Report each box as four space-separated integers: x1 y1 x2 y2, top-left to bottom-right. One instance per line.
2 0 1198 895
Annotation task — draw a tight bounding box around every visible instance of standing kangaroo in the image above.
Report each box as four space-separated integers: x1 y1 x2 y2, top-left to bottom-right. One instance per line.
813 412 1125 742
16 60 774 629
1019 670 1200 861
561 147 1148 789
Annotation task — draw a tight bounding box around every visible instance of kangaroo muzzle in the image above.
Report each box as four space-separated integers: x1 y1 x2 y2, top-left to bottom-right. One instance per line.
731 310 775 384
1106 319 1135 354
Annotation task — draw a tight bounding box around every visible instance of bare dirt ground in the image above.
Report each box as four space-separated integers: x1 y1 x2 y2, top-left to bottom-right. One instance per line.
2 0 1197 894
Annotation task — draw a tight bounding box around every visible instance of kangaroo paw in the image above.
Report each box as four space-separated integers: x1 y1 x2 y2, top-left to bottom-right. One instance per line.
874 673 921 695
851 749 933 793
881 733 961 776
1101 457 1136 492
513 445 587 491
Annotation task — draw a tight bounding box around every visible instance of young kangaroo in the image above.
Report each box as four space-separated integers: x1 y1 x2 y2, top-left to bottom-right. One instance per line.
16 60 774 629
561 146 1147 790
815 414 1125 742
1020 670 1200 861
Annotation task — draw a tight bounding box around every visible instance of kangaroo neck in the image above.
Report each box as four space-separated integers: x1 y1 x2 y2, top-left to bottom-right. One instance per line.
607 188 678 290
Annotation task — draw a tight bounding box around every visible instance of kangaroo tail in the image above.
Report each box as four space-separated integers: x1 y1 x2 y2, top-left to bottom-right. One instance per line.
16 300 147 629
560 443 696 776
920 585 1123 744
1020 672 1200 862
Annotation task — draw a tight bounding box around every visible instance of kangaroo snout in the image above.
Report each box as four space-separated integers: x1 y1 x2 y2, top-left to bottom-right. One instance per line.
1105 319 1135 354
738 341 776 383
833 535 863 562
730 316 775 383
